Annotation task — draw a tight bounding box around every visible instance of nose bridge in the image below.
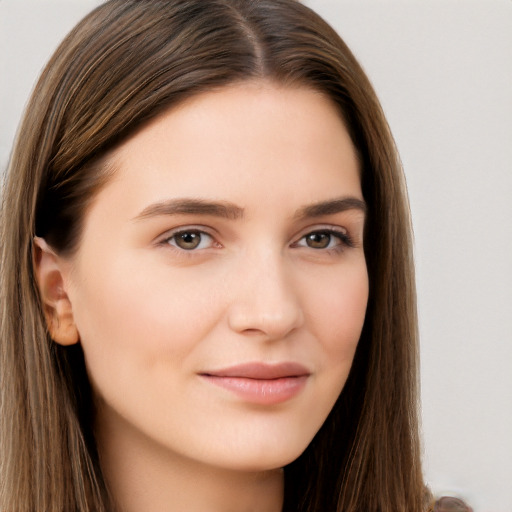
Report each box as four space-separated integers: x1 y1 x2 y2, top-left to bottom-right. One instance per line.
227 245 304 339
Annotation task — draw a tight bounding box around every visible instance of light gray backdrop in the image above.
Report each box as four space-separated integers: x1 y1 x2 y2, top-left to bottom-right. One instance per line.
1 1 511 511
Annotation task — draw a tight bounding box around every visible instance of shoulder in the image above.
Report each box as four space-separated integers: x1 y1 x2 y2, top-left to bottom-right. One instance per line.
427 496 473 512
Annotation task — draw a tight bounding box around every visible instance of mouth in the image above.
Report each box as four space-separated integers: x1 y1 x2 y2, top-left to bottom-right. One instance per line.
199 362 310 405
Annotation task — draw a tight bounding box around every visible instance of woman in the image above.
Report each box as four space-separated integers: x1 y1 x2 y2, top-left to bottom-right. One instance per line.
0 0 426 510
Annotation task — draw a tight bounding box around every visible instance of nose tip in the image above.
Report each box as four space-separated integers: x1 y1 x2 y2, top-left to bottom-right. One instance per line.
228 304 304 340
227 268 304 340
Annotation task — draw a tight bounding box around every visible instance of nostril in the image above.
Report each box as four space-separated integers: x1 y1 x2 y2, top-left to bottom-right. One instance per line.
241 328 267 336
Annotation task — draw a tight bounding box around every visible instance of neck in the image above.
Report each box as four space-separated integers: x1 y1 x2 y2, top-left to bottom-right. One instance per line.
95 408 284 512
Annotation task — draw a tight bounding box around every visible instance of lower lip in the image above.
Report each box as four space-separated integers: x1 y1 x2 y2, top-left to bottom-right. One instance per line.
201 375 308 405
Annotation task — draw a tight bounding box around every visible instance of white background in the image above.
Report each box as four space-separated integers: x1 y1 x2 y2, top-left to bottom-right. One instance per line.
1 1 511 511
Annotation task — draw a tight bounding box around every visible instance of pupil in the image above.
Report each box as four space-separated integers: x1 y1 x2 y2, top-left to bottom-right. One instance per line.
177 232 200 249
307 232 330 249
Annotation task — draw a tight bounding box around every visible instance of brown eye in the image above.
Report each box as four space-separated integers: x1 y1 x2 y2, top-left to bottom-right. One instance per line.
305 232 332 249
293 229 352 251
168 230 212 250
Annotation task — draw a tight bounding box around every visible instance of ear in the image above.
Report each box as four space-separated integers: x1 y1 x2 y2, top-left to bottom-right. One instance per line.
32 237 79 346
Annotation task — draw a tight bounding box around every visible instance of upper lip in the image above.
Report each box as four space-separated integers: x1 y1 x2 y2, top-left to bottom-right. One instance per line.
201 362 310 380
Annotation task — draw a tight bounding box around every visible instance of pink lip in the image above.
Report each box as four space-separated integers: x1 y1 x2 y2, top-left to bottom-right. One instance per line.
200 363 310 405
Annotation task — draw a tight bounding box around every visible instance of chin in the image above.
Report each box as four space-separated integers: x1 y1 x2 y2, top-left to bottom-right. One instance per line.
202 434 313 473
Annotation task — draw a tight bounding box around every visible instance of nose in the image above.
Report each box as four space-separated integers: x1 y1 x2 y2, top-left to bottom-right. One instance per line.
226 250 304 341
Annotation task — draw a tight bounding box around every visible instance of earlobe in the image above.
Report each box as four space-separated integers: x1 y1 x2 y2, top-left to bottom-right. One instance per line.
32 237 79 346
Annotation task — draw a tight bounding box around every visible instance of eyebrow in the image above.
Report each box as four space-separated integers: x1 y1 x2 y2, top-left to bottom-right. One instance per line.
293 197 367 220
132 198 244 221
132 196 366 222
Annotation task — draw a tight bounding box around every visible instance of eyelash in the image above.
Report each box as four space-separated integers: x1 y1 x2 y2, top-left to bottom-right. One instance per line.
161 228 218 252
159 227 354 255
291 228 354 253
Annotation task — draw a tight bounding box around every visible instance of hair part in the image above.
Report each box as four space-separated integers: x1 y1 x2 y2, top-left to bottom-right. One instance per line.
1 1 424 510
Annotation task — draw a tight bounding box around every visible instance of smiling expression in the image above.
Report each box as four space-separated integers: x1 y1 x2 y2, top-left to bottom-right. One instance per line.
57 82 369 472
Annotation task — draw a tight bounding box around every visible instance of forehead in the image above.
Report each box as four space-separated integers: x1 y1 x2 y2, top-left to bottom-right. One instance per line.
93 82 362 217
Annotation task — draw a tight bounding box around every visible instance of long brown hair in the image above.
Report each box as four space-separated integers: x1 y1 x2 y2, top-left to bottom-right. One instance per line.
0 1 425 510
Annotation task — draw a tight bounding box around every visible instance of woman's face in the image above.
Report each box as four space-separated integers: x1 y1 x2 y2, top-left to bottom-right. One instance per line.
58 82 368 471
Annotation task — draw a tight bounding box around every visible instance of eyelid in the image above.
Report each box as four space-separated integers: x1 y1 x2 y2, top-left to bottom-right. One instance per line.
291 225 355 250
293 224 349 240
156 225 221 249
154 223 358 254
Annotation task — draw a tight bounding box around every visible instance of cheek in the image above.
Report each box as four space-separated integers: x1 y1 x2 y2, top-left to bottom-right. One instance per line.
306 263 369 358
68 255 223 391
288 263 368 442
